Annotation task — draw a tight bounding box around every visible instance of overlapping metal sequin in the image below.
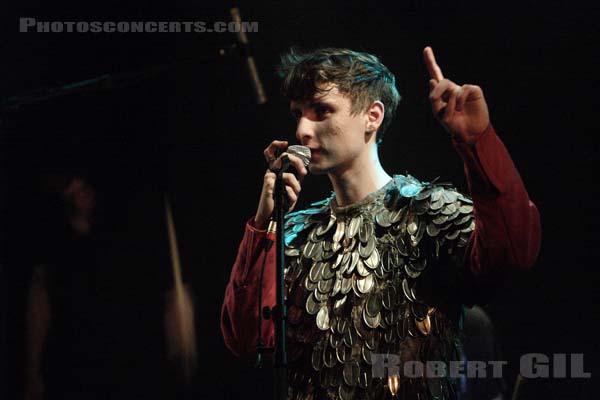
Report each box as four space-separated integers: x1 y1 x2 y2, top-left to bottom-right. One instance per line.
283 175 474 400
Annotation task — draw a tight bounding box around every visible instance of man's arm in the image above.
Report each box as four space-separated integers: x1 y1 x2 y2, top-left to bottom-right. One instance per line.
221 221 277 358
453 123 541 274
424 47 541 274
221 140 307 358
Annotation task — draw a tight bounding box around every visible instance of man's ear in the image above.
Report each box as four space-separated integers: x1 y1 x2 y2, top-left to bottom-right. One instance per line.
366 100 385 134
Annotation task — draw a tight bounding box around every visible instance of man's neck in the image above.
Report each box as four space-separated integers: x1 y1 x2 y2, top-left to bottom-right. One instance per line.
328 147 392 207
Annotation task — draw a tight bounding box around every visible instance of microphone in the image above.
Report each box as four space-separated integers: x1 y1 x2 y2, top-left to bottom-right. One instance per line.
285 145 311 170
266 145 311 242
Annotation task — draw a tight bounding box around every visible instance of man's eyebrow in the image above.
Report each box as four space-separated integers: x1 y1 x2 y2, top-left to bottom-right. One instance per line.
289 98 336 113
309 98 336 108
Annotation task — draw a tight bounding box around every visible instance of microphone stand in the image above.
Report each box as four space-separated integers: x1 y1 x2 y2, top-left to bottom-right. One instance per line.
272 156 289 400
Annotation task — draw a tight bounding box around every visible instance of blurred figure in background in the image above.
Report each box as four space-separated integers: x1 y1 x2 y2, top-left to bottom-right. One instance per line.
23 172 172 400
24 174 96 400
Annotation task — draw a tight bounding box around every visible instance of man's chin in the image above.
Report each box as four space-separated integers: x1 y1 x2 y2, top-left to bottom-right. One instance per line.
308 164 328 175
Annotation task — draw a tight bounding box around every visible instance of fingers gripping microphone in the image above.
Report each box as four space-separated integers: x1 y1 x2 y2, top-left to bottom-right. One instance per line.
266 145 311 242
285 145 311 170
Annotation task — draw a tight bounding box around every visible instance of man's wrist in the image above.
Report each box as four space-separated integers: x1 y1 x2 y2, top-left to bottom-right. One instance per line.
251 216 268 230
452 122 492 147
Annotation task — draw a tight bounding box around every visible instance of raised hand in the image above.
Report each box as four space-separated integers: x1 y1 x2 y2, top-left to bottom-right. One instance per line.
424 46 490 144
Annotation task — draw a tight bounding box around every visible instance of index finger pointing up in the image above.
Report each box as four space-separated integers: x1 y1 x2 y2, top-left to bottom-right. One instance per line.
423 46 444 81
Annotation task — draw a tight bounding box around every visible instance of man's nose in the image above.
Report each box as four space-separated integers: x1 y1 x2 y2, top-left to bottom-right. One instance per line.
295 116 314 144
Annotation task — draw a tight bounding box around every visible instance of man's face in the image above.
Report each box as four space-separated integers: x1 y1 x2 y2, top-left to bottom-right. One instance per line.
290 85 371 176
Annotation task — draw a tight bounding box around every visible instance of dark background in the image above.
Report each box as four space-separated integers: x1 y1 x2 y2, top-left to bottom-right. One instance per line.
1 1 598 399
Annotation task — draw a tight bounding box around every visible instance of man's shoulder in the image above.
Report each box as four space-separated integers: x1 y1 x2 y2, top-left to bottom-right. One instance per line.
282 174 475 248
385 173 475 249
385 174 472 209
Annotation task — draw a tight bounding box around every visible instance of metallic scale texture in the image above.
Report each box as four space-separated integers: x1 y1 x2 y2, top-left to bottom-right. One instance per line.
283 175 475 400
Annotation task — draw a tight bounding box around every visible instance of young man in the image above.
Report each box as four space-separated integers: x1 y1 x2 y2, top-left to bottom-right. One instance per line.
221 47 541 399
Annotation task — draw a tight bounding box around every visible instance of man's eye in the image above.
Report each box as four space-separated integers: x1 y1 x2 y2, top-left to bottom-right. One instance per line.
315 106 330 116
291 110 301 120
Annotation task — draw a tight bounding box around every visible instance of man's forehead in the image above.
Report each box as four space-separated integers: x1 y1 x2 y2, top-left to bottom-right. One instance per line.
290 85 344 109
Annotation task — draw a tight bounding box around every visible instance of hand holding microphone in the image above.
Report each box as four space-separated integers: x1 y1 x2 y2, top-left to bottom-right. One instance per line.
254 141 311 230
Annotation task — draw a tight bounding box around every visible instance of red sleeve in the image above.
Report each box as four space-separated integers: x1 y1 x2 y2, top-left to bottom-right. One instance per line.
220 219 276 358
451 123 541 275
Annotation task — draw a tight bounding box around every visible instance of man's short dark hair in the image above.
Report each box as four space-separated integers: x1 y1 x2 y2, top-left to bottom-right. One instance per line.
277 47 401 143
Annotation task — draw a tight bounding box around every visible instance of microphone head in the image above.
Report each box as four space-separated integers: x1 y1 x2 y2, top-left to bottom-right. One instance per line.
287 145 311 168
